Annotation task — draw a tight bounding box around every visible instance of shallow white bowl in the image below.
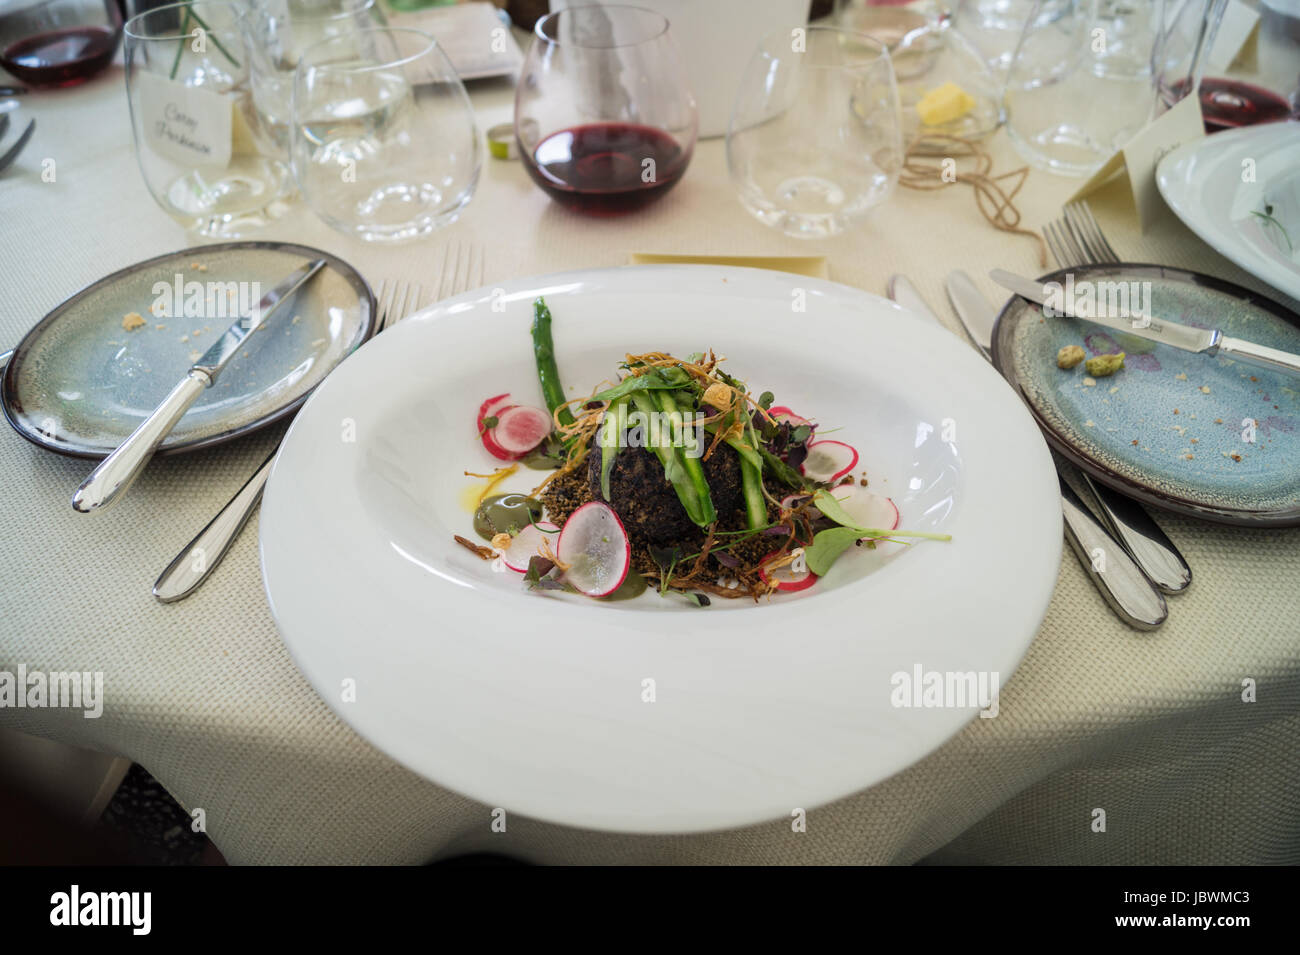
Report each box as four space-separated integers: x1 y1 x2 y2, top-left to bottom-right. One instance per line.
260 265 1061 833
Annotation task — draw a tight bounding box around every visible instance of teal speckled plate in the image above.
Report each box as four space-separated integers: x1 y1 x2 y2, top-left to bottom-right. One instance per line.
992 263 1300 526
2 242 374 459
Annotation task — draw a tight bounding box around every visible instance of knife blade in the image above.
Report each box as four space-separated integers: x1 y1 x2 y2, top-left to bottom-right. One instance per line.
989 268 1300 377
945 269 1190 595
72 259 327 513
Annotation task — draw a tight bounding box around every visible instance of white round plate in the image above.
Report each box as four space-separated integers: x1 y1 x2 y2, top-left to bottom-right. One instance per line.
1157 122 1300 303
259 265 1061 833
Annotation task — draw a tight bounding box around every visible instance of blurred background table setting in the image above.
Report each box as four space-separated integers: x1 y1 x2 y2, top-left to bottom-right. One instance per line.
0 0 1298 866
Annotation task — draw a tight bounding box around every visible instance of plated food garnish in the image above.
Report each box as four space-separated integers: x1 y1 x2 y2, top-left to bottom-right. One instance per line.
456 298 950 604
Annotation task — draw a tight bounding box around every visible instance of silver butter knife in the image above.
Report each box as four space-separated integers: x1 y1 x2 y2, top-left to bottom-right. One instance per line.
989 268 1300 378
888 274 1168 630
72 259 326 513
947 270 1190 595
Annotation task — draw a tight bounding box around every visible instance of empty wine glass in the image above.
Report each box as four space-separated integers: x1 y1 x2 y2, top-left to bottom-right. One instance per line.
1003 0 1162 176
727 26 903 238
124 0 292 237
515 4 698 215
291 27 480 242
241 0 387 156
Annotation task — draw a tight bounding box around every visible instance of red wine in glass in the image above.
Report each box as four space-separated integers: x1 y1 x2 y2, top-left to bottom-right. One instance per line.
521 123 691 216
1166 77 1294 132
0 25 120 87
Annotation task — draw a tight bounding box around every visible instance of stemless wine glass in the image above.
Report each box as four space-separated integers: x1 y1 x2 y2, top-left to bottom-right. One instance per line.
241 0 387 156
1003 0 1162 177
124 1 292 237
515 4 698 215
727 26 903 238
0 0 122 88
291 27 480 242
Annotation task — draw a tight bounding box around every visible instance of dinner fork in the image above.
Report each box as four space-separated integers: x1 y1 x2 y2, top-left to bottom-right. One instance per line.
1044 200 1192 595
152 275 440 602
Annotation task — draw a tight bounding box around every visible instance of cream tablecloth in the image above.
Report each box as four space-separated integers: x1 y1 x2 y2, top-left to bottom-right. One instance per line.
1 57 1298 865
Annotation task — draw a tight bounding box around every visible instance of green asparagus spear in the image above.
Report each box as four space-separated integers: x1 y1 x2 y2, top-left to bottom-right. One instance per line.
630 391 706 526
531 298 575 435
598 397 628 500
658 390 716 526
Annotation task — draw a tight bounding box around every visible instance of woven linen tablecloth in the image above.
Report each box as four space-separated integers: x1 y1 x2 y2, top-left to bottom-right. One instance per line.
1 64 1298 865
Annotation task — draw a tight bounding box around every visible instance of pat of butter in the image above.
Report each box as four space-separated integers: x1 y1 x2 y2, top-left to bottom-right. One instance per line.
916 82 976 126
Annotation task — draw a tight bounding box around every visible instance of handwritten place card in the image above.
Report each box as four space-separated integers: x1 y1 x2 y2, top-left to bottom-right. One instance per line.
1068 94 1206 231
136 71 233 170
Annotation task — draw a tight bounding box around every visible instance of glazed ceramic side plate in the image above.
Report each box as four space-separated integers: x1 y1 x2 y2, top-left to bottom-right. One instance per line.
992 263 1300 526
2 241 374 458
1156 122 1300 303
259 264 1062 833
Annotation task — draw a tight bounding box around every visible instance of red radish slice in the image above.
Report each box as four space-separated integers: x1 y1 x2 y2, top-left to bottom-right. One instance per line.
481 429 517 461
824 485 899 537
492 406 553 456
768 406 816 430
800 439 859 483
556 502 629 597
477 393 519 460
758 549 817 592
500 521 560 573
477 393 512 428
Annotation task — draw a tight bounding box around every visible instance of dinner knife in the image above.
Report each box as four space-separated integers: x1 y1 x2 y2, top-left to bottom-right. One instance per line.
946 269 1190 595
989 268 1300 378
888 274 1167 630
72 259 326 513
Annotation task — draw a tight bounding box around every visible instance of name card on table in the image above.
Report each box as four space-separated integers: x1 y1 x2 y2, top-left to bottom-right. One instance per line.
1067 94 1206 231
135 71 233 170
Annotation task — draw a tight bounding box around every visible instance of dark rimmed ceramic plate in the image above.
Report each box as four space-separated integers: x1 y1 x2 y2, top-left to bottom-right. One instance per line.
2 241 374 458
992 263 1300 527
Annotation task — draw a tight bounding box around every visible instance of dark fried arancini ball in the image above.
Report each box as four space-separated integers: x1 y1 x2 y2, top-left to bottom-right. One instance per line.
586 442 741 544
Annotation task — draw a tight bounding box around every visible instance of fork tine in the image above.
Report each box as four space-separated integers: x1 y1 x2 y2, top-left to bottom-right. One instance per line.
401 282 423 321
1072 201 1121 263
439 243 461 301
373 280 395 333
1044 221 1070 269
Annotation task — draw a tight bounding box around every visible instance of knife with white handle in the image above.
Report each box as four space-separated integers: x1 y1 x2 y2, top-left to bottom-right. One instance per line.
72 259 326 513
945 269 1190 596
888 274 1168 630
989 268 1300 378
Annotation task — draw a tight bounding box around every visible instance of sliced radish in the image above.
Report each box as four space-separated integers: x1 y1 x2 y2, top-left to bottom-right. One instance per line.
477 393 519 460
556 502 629 598
824 485 899 537
800 439 859 483
477 392 512 428
768 405 815 429
758 549 817 592
492 405 553 456
780 492 814 511
500 521 560 573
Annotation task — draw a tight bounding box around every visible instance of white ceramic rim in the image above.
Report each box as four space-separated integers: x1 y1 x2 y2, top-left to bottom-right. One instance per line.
259 265 1062 833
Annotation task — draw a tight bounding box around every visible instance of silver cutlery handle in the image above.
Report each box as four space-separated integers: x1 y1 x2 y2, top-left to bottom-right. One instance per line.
1081 474 1191 594
1216 336 1300 377
1059 480 1168 630
72 371 209 513
153 448 277 603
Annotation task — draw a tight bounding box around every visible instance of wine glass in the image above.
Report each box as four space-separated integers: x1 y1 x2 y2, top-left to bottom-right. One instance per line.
124 0 292 237
1003 0 1162 177
0 0 122 88
240 0 387 156
291 27 480 242
515 4 698 215
727 26 903 238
